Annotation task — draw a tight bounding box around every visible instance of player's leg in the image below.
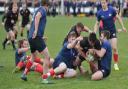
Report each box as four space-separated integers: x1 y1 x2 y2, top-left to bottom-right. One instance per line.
30 62 43 74
21 53 36 81
110 38 119 70
2 35 9 50
12 61 25 73
64 68 77 78
20 26 24 37
26 23 30 37
91 69 110 81
40 47 51 75
91 71 103 80
89 60 98 74
2 26 11 49
13 25 18 40
21 38 37 81
34 56 43 64
32 58 54 74
42 62 67 80
20 22 26 37
9 30 16 50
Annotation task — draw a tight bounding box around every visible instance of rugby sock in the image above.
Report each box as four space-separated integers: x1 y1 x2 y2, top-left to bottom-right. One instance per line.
113 54 118 63
3 38 8 44
17 61 24 69
34 64 43 74
42 69 55 79
57 73 64 78
24 60 33 75
100 20 103 29
34 57 42 64
11 40 16 50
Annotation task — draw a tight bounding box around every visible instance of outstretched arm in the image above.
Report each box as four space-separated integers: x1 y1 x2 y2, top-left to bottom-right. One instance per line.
83 25 92 33
18 47 30 54
116 14 127 32
94 20 99 33
67 39 78 49
94 48 106 58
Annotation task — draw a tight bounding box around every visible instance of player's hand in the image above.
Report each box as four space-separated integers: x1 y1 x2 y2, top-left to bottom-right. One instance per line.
122 27 127 32
88 49 95 54
32 31 37 39
43 37 48 41
76 36 83 41
88 30 93 33
117 29 122 32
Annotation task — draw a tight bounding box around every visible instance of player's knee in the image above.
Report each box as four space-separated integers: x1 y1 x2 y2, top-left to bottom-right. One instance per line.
50 58 54 65
71 70 77 77
91 74 97 80
27 24 30 30
60 63 67 71
112 47 117 53
43 49 50 59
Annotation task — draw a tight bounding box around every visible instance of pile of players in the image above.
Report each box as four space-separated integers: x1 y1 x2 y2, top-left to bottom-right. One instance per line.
13 22 113 83
2 0 127 84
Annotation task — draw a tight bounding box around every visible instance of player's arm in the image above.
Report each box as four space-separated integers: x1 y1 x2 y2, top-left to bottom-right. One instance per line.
116 14 127 32
83 25 92 33
94 20 99 33
78 65 87 75
67 39 78 49
42 36 48 41
67 36 83 49
18 47 30 54
94 48 106 58
32 12 42 38
2 13 7 25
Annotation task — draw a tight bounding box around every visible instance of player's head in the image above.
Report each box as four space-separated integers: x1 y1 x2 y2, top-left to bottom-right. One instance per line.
88 32 97 46
41 0 49 6
76 22 84 34
18 39 29 48
68 31 77 43
79 38 89 52
12 3 18 13
101 0 108 10
100 30 110 40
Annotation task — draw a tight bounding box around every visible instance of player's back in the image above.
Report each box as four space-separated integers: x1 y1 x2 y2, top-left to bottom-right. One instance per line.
29 6 47 38
98 40 112 71
20 8 30 21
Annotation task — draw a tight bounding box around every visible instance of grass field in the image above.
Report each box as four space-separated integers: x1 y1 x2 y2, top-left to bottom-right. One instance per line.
0 15 128 89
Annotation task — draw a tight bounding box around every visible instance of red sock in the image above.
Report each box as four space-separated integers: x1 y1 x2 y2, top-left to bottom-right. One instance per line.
34 64 43 74
42 69 55 79
113 54 118 63
24 60 33 75
57 73 64 78
17 61 24 69
100 20 103 29
49 69 55 76
34 57 42 64
42 74 48 79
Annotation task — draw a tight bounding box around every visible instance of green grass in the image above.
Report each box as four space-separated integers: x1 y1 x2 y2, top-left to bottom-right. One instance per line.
0 16 128 89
